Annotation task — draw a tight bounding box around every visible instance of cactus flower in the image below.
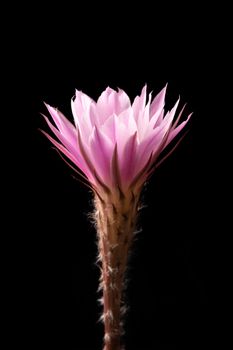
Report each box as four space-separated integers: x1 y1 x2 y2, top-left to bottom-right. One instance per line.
42 85 191 350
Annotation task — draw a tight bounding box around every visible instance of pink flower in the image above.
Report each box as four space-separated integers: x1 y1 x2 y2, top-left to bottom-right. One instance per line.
42 85 191 193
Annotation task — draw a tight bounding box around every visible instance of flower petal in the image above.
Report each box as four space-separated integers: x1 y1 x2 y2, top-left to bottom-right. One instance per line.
132 84 147 123
117 88 131 112
45 104 76 144
150 84 167 120
43 115 79 157
71 90 94 127
71 94 94 144
166 113 192 145
89 126 114 185
119 132 138 186
41 130 93 181
96 87 117 123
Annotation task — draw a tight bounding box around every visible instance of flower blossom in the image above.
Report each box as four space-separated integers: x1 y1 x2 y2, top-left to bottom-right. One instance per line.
42 85 191 193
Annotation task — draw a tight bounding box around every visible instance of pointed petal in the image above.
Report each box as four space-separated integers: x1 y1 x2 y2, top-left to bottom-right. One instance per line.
89 126 114 185
135 133 161 174
120 132 138 185
96 87 117 123
71 89 94 127
131 95 140 121
134 101 179 173
132 84 147 123
43 115 79 157
71 96 93 144
139 84 147 108
136 92 152 140
41 130 92 180
117 88 131 111
150 84 167 119
166 113 192 145
153 98 180 140
44 104 76 143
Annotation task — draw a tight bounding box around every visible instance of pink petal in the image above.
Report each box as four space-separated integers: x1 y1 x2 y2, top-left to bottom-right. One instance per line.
114 121 131 161
119 132 138 185
71 97 93 144
96 87 117 123
136 92 152 140
135 133 161 174
132 85 147 123
150 84 167 119
101 114 118 143
127 109 138 135
134 100 179 173
151 99 180 141
71 90 94 127
117 89 131 112
117 107 136 131
45 104 76 144
162 98 180 130
139 84 147 109
41 130 93 181
43 115 79 157
89 126 114 185
131 95 140 121
166 113 192 145
151 109 164 128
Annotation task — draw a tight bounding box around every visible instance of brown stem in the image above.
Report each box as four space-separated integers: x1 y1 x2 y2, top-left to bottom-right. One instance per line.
95 191 139 350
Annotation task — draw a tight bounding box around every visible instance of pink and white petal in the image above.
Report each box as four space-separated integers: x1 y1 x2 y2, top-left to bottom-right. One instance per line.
71 96 84 130
166 113 192 146
135 131 162 172
81 91 95 110
45 104 77 144
71 90 94 127
137 92 152 139
42 117 95 179
117 89 131 112
149 111 175 149
119 132 138 185
96 87 117 123
139 84 147 109
71 100 93 144
164 98 180 124
108 90 119 114
127 109 138 135
71 90 84 126
155 98 180 138
114 121 132 160
132 95 140 122
117 107 133 128
101 114 118 143
150 109 164 129
107 88 130 116
89 126 114 185
136 102 179 168
89 101 99 127
43 116 79 157
150 84 167 118
41 130 94 181
132 85 147 123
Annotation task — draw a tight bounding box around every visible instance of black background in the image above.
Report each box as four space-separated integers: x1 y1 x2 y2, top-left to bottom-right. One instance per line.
14 3 228 350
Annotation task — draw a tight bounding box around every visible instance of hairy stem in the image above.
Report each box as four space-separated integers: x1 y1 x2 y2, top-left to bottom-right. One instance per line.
95 191 139 350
